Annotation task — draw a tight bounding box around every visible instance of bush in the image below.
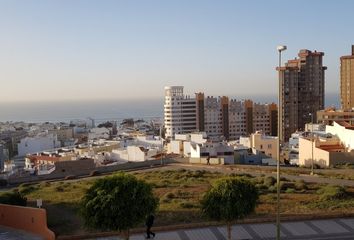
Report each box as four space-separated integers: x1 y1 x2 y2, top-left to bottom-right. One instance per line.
280 181 295 191
55 186 64 192
294 180 308 191
268 185 277 193
317 185 348 201
18 185 36 195
285 188 296 193
179 201 195 209
264 176 276 187
165 192 175 199
0 191 27 206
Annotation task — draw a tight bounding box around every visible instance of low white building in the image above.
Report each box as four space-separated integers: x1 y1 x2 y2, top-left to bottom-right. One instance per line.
168 132 207 156
111 146 158 162
18 134 61 157
189 142 234 164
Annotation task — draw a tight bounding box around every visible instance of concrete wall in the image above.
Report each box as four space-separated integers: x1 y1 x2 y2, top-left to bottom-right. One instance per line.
190 157 225 165
127 146 145 161
329 151 354 166
0 204 55 240
299 137 330 167
8 158 181 185
169 141 183 154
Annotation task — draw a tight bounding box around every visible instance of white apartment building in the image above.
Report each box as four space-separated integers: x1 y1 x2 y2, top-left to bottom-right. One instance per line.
164 86 277 141
164 86 197 139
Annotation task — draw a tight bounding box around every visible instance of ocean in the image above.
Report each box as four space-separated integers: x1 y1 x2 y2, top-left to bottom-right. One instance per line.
0 93 340 123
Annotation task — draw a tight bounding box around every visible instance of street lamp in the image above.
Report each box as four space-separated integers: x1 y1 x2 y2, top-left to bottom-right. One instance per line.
276 45 287 240
309 113 314 175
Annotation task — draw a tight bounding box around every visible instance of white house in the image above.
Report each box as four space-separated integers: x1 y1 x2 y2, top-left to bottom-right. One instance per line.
189 142 234 164
111 146 158 162
326 121 354 150
18 134 61 157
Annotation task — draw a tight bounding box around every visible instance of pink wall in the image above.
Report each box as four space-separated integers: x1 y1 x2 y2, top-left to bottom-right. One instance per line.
0 204 55 240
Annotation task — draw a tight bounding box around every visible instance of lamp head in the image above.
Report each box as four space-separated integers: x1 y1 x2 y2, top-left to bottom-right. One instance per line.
277 45 287 52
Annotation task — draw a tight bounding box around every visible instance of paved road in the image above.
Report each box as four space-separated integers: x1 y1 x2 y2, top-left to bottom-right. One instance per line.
94 218 354 240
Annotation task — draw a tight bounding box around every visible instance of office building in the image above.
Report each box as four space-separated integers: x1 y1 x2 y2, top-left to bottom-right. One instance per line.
340 45 354 110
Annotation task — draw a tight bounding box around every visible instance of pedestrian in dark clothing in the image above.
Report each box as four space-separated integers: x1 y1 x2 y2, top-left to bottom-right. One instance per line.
145 214 155 239
206 156 210 165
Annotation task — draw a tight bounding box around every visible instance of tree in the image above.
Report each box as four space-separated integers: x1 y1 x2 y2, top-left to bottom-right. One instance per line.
81 172 158 239
201 177 259 240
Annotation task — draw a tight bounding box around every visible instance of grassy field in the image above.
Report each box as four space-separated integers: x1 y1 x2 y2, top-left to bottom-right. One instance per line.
12 168 354 236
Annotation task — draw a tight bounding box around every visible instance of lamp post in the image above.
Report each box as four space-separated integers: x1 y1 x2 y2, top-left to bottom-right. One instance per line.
309 113 314 175
276 45 287 240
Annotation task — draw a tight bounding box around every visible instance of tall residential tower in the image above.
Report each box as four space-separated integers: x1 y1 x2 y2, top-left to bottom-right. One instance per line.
340 45 354 110
278 49 326 142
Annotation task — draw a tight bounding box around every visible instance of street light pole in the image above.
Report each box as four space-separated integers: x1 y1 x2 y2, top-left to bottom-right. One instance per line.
309 113 314 175
276 45 287 240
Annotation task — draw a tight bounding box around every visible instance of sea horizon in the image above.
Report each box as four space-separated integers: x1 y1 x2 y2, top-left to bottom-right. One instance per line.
0 92 340 123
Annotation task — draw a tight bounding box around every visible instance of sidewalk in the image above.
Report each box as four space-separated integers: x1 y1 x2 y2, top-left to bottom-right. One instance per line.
0 225 43 240
92 218 354 240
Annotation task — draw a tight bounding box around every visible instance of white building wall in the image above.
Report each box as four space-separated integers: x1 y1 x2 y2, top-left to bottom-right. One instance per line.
127 146 146 161
326 122 354 151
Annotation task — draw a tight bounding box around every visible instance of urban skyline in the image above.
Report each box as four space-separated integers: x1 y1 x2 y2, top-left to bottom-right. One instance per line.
1 0 354 102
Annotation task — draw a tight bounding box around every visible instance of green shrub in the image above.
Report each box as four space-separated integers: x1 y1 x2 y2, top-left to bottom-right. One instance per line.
294 180 308 191
264 176 276 187
280 181 295 191
56 186 64 192
285 188 296 193
165 192 175 199
179 201 195 209
18 185 36 195
317 185 347 201
0 191 27 206
268 185 277 193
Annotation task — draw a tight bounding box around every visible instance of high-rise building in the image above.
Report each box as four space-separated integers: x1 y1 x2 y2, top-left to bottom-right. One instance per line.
164 86 197 139
164 86 277 141
278 49 326 142
340 45 354 110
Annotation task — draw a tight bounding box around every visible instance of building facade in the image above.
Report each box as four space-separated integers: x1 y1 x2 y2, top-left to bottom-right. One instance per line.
278 49 327 142
164 86 277 140
317 107 354 125
340 45 354 110
164 86 197 139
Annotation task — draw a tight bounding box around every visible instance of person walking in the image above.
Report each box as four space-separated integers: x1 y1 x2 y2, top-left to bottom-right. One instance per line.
145 214 155 239
206 156 210 165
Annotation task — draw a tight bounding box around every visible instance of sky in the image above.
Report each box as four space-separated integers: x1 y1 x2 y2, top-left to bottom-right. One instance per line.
1 0 353 102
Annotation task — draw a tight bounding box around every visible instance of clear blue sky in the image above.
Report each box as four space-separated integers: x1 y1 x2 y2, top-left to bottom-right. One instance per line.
1 0 353 102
